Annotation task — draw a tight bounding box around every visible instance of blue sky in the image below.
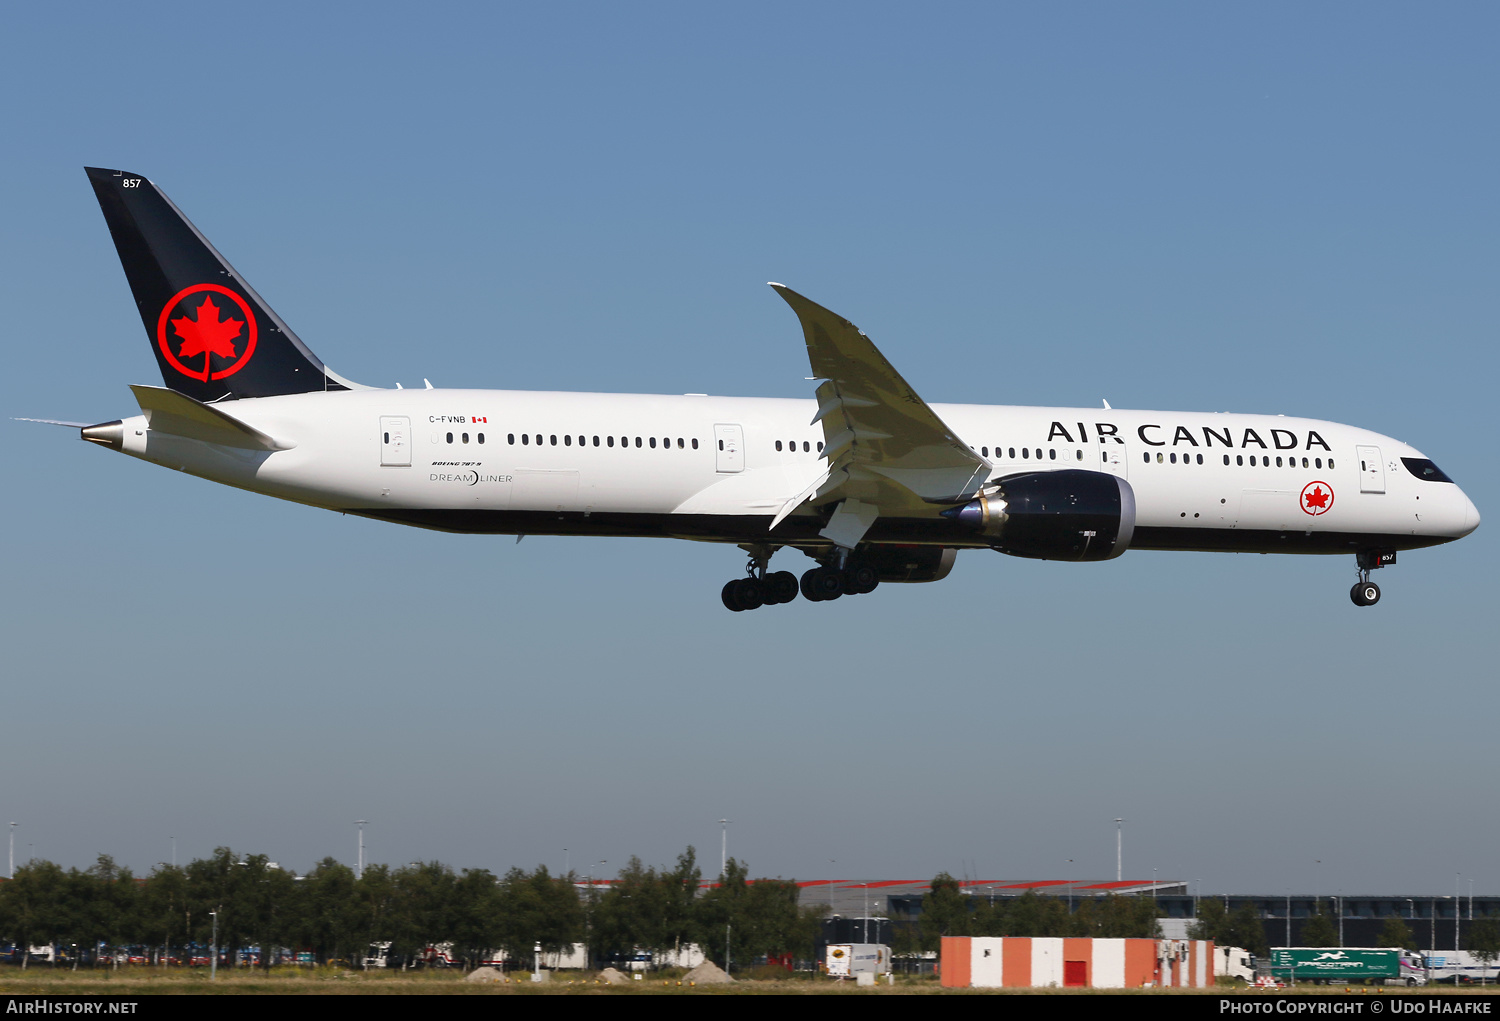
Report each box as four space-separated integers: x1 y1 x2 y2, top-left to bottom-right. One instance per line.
2 2 1496 898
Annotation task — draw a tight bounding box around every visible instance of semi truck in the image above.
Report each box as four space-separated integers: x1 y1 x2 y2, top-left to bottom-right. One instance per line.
1268 947 1426 986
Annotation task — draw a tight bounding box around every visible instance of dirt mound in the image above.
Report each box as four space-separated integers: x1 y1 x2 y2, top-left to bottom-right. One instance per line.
683 961 734 984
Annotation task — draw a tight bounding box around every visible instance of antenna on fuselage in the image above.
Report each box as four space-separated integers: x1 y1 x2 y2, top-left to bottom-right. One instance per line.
1102 399 1112 409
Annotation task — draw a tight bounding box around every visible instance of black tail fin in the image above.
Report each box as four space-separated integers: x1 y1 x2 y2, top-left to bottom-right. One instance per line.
86 167 358 402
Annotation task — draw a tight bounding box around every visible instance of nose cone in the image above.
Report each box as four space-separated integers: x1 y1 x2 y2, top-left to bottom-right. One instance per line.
1459 489 1480 537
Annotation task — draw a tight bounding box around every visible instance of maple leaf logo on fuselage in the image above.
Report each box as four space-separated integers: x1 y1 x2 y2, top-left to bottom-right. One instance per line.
171 295 243 364
1299 481 1334 515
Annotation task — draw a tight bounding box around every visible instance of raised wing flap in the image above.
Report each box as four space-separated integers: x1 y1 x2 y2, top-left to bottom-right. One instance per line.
769 285 989 533
131 385 293 451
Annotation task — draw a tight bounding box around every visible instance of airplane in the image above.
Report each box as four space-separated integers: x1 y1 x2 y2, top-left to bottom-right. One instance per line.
41 167 1478 611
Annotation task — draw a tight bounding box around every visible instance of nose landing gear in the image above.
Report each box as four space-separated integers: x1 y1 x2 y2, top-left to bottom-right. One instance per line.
1350 550 1395 607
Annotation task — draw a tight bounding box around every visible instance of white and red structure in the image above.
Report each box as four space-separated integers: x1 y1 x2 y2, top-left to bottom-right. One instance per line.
941 937 1214 989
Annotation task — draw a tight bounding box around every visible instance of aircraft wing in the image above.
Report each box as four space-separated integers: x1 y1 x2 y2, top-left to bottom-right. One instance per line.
768 284 990 546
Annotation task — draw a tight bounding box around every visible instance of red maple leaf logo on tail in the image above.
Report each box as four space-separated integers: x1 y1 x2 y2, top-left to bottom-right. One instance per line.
171 295 243 363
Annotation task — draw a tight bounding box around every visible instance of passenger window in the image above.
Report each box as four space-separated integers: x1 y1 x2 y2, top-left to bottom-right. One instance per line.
1223 455 1230 465
535 435 542 446
650 437 657 448
982 447 988 457
607 436 614 447
508 433 515 445
635 437 642 447
1156 453 1163 463
521 434 529 445
1049 449 1056 460
446 432 453 444
1022 448 1030 459
1196 454 1202 464
478 433 485 444
693 438 700 449
816 441 823 452
1009 448 1015 459
564 435 572 446
803 441 810 453
1302 457 1309 468
550 435 557 446
1329 459 1335 469
776 441 782 451
462 432 469 444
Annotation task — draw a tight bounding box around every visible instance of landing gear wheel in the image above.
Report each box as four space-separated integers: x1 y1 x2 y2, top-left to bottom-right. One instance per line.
732 577 764 611
801 567 845 602
845 563 879 595
764 571 799 605
1350 581 1381 607
722 578 765 612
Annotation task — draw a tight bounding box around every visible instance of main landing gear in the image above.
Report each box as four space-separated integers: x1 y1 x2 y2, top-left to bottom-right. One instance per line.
1350 550 1394 607
721 545 799 612
720 546 879 611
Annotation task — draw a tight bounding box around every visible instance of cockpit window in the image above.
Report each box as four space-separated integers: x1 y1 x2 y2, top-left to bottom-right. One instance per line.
1401 457 1454 484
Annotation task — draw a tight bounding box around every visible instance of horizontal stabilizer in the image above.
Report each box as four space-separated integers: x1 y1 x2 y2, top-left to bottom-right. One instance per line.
130 385 293 451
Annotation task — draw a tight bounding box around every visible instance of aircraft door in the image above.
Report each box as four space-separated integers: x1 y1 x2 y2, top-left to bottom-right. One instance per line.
380 416 411 466
1099 441 1128 479
1357 445 1385 493
714 424 745 473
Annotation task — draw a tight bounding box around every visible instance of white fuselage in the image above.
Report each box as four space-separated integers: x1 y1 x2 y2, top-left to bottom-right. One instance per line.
105 387 1478 557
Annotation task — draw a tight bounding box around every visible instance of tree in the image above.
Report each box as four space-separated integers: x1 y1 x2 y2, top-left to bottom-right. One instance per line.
1378 915 1415 951
137 864 191 966
1465 919 1500 984
918 872 969 949
0 860 73 968
1228 904 1270 957
451 869 502 968
296 858 364 965
386 861 460 964
493 865 582 960
1300 901 1339 947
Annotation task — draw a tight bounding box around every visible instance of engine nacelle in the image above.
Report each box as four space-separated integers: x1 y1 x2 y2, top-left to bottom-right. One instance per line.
943 470 1135 561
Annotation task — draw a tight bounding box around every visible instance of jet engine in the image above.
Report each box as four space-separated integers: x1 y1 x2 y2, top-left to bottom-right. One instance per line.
943 470 1135 561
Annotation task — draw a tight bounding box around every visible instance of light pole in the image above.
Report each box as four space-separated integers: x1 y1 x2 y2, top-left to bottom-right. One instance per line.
356 820 367 880
1115 819 1123 882
1455 876 1462 952
209 910 218 980
720 819 731 876
8 822 14 879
